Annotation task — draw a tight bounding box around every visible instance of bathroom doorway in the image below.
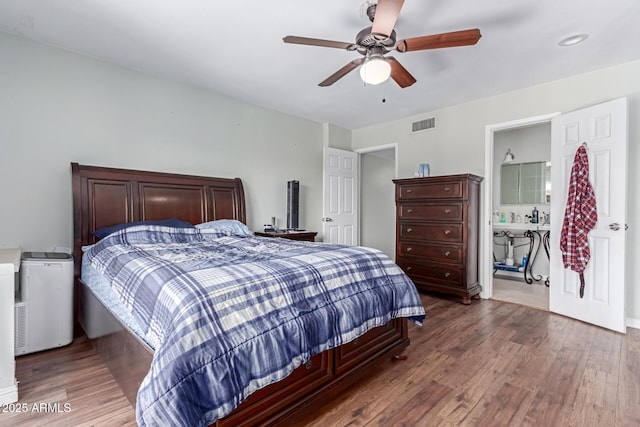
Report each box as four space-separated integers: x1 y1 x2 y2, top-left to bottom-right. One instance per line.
482 113 559 310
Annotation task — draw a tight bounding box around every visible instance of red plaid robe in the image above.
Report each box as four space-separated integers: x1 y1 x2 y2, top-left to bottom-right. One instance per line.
560 145 597 297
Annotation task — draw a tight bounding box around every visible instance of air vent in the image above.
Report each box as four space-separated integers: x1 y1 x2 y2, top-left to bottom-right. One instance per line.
15 304 26 350
412 117 436 133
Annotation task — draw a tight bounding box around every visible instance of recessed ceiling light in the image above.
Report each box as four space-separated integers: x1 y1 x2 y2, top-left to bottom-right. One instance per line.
558 33 588 46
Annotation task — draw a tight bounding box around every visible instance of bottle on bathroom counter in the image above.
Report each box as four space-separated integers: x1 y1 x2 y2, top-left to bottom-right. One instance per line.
531 207 539 224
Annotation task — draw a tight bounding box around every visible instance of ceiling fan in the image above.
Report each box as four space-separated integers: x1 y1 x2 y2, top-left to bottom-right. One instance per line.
283 0 481 88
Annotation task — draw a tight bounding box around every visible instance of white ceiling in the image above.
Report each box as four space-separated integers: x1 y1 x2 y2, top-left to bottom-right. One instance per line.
1 1 639 129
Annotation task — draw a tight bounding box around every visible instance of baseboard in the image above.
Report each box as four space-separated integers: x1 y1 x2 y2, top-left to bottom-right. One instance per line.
626 317 640 330
0 382 18 405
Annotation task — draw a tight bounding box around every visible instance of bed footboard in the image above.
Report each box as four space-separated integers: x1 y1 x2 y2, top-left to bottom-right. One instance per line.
79 276 409 425
218 318 409 426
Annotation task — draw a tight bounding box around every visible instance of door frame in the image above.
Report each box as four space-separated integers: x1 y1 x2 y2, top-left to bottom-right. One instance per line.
481 112 560 299
354 143 399 177
322 143 398 246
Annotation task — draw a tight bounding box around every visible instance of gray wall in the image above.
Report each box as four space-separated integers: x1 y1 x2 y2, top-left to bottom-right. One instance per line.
0 32 326 250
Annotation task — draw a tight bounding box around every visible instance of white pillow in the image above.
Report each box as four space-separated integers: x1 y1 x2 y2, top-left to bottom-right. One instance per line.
195 219 251 236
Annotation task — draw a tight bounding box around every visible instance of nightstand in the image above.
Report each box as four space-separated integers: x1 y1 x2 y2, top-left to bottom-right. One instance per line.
254 231 318 242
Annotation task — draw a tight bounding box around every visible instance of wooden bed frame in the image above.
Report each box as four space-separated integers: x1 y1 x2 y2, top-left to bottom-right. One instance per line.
71 162 410 426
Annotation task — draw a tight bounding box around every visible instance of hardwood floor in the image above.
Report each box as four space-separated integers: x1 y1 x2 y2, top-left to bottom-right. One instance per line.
3 293 639 426
3 336 136 426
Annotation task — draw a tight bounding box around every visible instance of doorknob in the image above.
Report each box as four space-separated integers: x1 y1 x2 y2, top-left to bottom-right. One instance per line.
609 223 621 231
322 217 333 222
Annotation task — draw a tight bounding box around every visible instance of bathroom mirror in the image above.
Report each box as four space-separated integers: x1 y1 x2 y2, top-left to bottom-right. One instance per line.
500 161 550 205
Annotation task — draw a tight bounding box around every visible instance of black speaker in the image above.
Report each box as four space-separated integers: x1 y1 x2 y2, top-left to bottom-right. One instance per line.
287 180 299 230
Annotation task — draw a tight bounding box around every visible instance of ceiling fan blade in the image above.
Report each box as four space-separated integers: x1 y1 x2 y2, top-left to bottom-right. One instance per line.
386 57 416 88
396 28 481 52
371 0 405 40
283 36 355 50
319 59 364 87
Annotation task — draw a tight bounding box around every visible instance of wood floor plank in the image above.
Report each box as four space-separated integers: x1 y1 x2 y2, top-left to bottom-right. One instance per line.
567 368 617 427
3 293 639 427
374 380 454 426
616 328 640 426
463 381 530 426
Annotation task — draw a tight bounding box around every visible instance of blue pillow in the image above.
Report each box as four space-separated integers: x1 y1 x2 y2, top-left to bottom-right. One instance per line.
195 219 251 236
94 219 194 239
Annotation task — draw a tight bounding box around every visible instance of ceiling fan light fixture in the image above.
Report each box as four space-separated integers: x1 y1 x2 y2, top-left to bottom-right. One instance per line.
360 57 391 85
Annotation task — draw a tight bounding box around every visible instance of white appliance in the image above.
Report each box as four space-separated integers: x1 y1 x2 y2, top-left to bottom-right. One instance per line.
0 248 20 404
15 252 73 355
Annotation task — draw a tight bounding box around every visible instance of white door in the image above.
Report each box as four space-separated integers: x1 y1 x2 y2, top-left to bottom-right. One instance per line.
323 147 358 245
550 97 627 333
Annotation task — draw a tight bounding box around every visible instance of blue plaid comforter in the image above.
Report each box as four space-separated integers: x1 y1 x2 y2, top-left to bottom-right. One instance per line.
85 225 425 426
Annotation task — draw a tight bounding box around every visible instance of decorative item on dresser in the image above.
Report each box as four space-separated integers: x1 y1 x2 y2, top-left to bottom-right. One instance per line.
394 174 483 304
254 230 318 242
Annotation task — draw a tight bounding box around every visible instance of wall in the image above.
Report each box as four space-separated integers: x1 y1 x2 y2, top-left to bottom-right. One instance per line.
324 123 351 150
352 60 640 321
0 32 325 251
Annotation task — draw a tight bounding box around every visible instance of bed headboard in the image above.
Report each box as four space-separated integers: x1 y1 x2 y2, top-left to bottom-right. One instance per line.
71 162 246 275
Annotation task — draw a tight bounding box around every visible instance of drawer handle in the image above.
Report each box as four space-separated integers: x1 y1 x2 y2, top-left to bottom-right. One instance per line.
444 230 451 235
444 209 452 214
406 266 412 271
305 360 313 369
406 227 413 233
406 189 412 193
406 247 413 252
444 187 451 192
444 272 451 278
406 208 413 213
444 251 451 257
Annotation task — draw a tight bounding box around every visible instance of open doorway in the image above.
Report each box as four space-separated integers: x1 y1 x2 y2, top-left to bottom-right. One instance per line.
357 144 398 259
482 113 559 310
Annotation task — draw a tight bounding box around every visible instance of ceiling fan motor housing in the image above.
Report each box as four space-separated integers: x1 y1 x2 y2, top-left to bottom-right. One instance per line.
356 27 396 52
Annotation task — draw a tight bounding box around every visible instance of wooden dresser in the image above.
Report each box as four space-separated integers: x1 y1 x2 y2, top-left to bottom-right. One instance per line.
393 174 483 304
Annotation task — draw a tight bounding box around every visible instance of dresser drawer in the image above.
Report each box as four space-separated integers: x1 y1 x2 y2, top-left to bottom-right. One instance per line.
398 202 462 221
397 242 463 263
397 260 464 287
396 180 463 200
399 223 463 243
